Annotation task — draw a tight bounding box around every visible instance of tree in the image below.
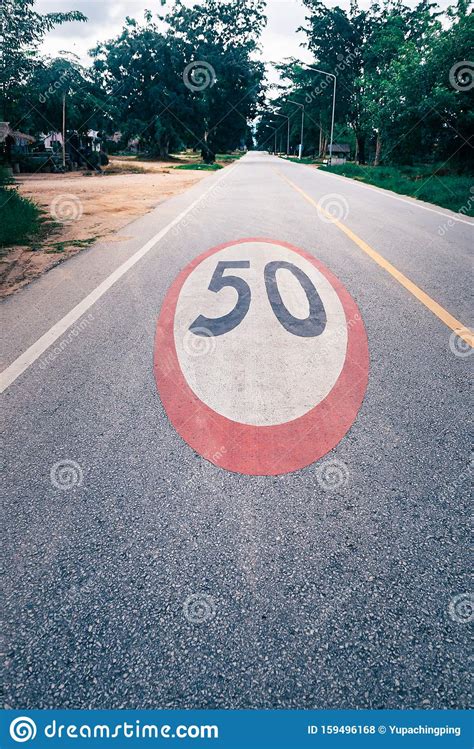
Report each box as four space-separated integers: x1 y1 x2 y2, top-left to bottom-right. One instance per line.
20 55 108 138
165 0 267 160
298 0 473 167
0 0 87 121
90 1 267 160
91 14 189 157
300 0 369 161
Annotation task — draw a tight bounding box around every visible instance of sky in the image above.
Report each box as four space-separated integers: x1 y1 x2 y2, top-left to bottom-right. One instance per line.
35 0 325 85
37 0 311 66
36 0 451 86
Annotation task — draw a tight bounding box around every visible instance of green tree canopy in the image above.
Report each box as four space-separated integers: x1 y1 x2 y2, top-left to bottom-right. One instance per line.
0 0 87 121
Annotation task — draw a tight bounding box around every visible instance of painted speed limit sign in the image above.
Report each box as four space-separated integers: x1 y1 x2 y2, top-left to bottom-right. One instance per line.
154 238 369 475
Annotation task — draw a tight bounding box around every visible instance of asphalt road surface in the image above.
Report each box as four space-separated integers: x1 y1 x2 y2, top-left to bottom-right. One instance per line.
2 153 472 710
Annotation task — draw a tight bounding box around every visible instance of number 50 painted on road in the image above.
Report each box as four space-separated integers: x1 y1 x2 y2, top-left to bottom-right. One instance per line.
189 260 327 338
154 238 369 476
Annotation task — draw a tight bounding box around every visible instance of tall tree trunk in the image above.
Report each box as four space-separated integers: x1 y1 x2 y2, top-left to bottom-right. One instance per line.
374 131 382 166
161 136 170 159
201 130 215 163
357 134 366 164
321 135 328 158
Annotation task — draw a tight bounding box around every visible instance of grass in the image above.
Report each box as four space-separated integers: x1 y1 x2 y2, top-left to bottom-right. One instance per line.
279 155 323 165
0 185 42 249
0 168 100 255
216 152 244 162
322 162 474 215
173 162 223 171
104 163 152 175
109 151 243 172
44 237 98 254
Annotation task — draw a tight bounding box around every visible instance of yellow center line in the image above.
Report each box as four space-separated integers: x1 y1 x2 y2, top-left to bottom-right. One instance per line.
277 170 473 348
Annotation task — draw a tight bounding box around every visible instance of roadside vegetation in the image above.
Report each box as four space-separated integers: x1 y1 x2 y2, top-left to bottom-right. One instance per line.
2 0 472 259
102 151 243 175
2 0 265 164
174 163 222 171
322 163 474 215
1 1 261 253
0 169 42 249
1 0 249 295
258 0 473 213
280 156 324 165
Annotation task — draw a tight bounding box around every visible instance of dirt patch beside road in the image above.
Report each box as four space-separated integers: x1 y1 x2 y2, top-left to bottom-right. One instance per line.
1 166 207 297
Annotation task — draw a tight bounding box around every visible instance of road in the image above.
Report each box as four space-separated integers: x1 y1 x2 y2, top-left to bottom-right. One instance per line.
2 153 472 710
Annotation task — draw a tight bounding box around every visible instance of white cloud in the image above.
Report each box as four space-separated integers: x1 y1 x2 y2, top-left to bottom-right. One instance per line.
36 0 451 81
36 0 309 66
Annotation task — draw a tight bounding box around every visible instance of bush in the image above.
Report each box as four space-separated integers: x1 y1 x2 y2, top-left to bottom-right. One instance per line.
0 167 13 187
323 163 474 215
0 169 41 248
174 163 222 171
15 154 60 173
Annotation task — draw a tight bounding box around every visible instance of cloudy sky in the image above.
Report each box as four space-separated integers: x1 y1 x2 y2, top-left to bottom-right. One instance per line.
36 0 312 71
36 0 450 84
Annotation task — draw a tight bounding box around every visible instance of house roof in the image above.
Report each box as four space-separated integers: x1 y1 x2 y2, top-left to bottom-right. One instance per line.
329 143 350 154
12 130 36 143
0 122 35 143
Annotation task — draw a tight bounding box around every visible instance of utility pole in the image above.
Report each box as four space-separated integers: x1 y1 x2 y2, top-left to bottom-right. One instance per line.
288 100 304 159
62 93 66 169
304 65 336 165
273 111 290 156
300 106 304 159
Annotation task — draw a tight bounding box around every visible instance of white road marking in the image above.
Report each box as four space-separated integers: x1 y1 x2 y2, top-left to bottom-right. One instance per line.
0 165 237 394
283 159 474 225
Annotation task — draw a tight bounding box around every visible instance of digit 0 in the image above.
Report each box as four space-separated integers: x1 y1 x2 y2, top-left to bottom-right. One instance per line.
264 260 327 337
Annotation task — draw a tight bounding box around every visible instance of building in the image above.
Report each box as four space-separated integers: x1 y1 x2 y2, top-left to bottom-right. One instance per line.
0 122 36 150
328 142 350 164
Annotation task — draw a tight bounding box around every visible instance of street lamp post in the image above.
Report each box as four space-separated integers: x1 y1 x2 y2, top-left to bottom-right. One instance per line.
288 100 304 159
62 93 66 169
273 112 290 156
304 65 336 166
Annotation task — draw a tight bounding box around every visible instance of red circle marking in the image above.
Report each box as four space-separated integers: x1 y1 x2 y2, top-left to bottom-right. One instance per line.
154 238 369 476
